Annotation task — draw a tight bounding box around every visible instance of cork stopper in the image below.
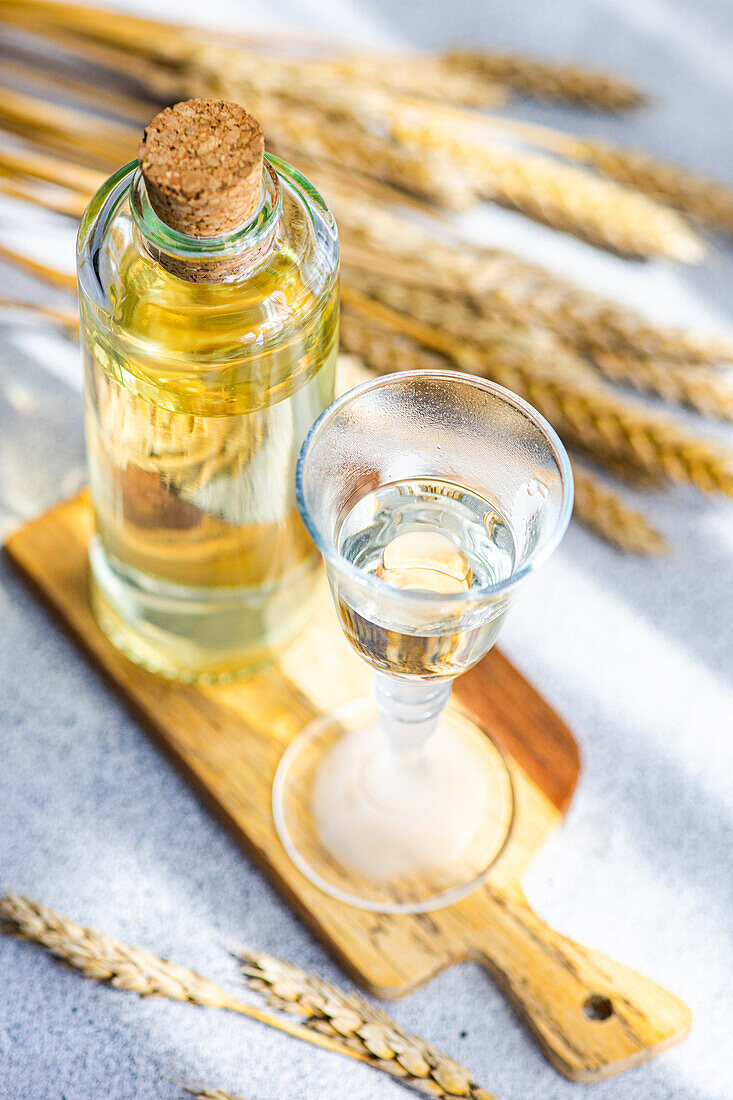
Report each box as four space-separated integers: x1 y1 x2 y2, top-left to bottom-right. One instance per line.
139 99 265 237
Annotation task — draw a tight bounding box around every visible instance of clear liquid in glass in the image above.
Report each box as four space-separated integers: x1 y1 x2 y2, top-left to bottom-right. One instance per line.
335 478 516 678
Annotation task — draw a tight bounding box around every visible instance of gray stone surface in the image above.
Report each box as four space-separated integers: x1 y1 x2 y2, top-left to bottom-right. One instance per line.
1 1 732 1098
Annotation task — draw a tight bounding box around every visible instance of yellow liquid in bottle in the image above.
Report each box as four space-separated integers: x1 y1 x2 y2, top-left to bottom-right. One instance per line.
81 184 338 682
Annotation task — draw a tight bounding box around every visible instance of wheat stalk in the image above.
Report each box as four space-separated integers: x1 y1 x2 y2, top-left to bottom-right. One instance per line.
444 49 644 109
0 174 89 217
0 296 79 336
0 144 104 194
1 895 496 1100
0 242 76 292
0 86 138 167
0 0 179 42
238 949 495 1100
0 53 158 125
571 462 668 554
180 1086 247 1100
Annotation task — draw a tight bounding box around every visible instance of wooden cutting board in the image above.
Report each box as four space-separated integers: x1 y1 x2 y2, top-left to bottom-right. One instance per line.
5 492 691 1082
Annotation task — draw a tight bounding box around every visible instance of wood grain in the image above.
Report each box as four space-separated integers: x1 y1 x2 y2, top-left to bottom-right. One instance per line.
5 492 691 1081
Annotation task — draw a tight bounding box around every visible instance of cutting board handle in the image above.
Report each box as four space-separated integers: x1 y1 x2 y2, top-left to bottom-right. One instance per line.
463 886 691 1082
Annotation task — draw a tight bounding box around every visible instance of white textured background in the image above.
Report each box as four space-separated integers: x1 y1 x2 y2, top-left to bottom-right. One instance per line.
1 1 732 1098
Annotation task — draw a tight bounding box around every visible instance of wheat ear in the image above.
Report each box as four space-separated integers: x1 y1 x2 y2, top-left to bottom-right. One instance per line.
340 306 447 374
0 9 696 258
480 358 733 495
342 286 733 497
443 49 644 109
338 226 732 365
254 106 477 211
593 352 733 420
571 462 668 554
449 117 733 236
0 0 636 112
21 26 481 210
341 304 667 494
0 895 371 1062
1 895 495 1100
464 259 733 365
391 116 703 261
343 267 600 386
574 139 733 232
238 949 495 1100
308 52 508 109
342 287 640 473
0 4 723 261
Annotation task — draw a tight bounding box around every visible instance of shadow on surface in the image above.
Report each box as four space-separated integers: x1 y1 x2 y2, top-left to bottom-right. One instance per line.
0 337 84 537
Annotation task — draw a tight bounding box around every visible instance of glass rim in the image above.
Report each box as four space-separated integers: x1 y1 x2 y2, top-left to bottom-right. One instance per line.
295 369 575 606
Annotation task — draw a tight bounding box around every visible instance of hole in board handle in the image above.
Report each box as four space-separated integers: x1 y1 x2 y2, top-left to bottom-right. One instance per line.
584 994 614 1021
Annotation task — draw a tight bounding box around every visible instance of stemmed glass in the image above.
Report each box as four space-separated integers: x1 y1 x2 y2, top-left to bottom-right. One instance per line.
273 371 573 912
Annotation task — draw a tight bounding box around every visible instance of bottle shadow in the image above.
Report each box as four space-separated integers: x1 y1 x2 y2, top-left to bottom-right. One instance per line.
563 486 733 686
0 337 85 537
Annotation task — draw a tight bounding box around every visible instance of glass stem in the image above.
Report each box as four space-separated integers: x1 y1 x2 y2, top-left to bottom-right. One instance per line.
373 672 452 759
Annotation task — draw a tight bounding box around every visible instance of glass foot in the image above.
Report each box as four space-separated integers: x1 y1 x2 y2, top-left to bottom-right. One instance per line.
273 699 514 912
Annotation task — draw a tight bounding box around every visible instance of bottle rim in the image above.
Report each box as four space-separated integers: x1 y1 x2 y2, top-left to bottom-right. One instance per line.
129 158 282 264
77 152 339 304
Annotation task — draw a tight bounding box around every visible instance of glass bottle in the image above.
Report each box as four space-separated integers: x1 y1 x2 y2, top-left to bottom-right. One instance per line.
77 100 339 683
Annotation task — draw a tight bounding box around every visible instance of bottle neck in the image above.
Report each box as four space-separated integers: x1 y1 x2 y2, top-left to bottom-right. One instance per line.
130 158 282 283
